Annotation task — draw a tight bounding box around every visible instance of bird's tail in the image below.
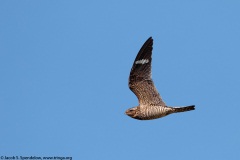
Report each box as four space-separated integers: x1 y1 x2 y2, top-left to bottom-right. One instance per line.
172 105 195 113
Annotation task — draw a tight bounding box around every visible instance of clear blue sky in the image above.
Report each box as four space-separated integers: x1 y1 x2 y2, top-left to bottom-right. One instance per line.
0 1 239 159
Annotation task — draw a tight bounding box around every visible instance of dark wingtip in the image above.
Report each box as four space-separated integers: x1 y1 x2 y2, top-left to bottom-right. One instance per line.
143 37 153 46
148 36 153 41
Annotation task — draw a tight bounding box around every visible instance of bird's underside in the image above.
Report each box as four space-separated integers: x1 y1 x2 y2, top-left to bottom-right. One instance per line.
125 37 195 120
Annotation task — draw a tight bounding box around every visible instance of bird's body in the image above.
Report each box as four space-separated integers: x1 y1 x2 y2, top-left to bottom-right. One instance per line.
125 37 195 120
127 105 195 120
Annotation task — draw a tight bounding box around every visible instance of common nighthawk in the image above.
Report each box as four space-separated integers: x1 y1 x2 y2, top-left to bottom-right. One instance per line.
125 37 195 120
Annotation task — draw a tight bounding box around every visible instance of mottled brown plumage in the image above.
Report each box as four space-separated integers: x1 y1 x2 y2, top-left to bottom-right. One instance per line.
125 37 195 120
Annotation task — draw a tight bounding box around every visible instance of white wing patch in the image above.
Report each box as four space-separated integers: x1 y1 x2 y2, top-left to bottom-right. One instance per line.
135 59 149 65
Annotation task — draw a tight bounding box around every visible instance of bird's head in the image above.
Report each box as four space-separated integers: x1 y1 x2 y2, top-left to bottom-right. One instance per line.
125 107 139 119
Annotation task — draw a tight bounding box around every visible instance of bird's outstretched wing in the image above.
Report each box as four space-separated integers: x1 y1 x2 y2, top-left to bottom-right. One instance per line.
128 37 166 106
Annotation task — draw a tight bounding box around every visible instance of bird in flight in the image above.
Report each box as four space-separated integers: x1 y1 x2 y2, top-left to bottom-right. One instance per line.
125 37 195 120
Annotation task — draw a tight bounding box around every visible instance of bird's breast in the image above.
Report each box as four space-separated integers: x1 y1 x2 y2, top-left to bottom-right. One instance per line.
139 105 173 120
